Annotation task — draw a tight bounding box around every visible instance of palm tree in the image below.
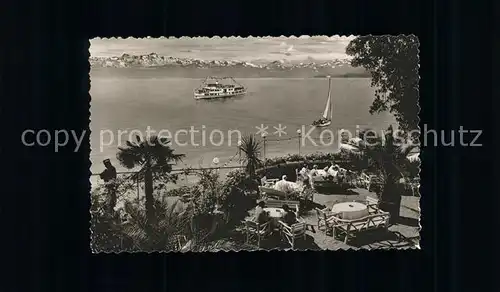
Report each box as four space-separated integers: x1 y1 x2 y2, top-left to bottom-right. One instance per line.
116 135 185 225
120 199 192 251
238 134 263 177
341 125 418 223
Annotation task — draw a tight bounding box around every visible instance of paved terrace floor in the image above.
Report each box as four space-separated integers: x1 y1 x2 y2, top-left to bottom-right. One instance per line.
305 188 420 249
237 188 420 250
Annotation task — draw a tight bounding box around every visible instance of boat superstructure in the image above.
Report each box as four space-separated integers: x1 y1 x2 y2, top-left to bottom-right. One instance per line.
194 76 247 100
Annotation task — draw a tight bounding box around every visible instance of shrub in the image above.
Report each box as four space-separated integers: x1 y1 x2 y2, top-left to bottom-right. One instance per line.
219 169 260 228
257 152 353 179
90 187 128 252
164 186 195 198
120 198 192 251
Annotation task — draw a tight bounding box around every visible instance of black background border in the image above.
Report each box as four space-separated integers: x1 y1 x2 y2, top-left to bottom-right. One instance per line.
1 0 495 291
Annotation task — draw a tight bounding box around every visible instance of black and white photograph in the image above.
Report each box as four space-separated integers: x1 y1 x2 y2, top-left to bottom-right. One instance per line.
89 35 421 252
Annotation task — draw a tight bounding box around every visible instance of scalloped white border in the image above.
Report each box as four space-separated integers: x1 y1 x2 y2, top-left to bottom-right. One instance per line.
88 35 421 253
91 35 358 40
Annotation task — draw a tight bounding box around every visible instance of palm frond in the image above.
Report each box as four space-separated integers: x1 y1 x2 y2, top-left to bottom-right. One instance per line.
120 199 192 251
239 134 263 175
117 135 186 171
116 146 144 169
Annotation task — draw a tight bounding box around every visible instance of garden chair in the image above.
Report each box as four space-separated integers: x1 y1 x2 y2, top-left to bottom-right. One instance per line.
365 196 379 214
244 219 272 248
409 179 420 196
278 220 307 249
265 199 300 213
258 186 288 200
262 178 279 187
315 207 335 235
331 212 390 244
174 235 188 251
357 173 375 191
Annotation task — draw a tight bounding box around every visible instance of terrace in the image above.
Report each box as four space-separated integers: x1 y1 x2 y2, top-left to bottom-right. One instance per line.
91 127 420 251
233 185 419 251
91 162 420 251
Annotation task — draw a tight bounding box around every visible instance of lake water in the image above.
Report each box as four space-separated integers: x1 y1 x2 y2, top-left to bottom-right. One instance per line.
90 69 395 178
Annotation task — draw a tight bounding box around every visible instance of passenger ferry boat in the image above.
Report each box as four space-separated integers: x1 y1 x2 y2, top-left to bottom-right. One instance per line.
194 77 247 100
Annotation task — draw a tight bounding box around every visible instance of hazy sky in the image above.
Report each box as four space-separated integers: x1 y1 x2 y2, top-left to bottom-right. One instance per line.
90 35 356 63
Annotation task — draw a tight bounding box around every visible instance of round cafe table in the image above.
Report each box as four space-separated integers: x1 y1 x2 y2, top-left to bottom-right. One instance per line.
263 207 284 229
264 207 284 219
331 202 369 220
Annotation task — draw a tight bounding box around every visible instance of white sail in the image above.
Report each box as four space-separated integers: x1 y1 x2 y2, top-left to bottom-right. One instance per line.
329 78 333 120
322 96 330 119
322 78 332 119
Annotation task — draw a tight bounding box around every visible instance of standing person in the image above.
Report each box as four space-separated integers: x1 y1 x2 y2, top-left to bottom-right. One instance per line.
100 159 117 181
100 159 117 212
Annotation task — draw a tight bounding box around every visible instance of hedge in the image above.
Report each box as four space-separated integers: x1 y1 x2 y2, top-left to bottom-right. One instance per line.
256 152 354 180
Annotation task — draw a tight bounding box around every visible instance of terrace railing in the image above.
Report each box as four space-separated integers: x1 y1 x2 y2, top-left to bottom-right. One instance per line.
91 165 246 200
260 133 335 157
91 133 419 199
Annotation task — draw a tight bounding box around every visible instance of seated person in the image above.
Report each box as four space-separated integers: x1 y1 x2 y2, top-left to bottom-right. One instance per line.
359 170 370 181
281 204 298 226
308 165 319 187
274 175 292 193
343 169 353 182
298 164 309 179
338 168 348 182
261 172 276 187
327 163 339 178
314 118 329 125
253 201 270 224
339 130 350 144
358 170 371 188
309 165 319 177
301 172 312 190
260 174 268 186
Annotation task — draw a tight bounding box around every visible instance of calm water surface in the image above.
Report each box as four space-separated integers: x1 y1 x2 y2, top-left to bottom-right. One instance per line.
90 70 395 176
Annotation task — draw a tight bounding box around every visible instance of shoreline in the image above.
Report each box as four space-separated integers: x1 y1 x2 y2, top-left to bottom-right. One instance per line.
90 64 370 79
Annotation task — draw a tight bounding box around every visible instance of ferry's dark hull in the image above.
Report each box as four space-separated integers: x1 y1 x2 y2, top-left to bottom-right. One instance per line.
194 91 246 100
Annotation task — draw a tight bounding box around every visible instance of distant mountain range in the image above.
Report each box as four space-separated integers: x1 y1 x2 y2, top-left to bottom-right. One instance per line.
89 53 353 70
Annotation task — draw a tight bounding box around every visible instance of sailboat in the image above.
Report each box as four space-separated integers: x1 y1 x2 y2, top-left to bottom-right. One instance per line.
312 77 332 127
